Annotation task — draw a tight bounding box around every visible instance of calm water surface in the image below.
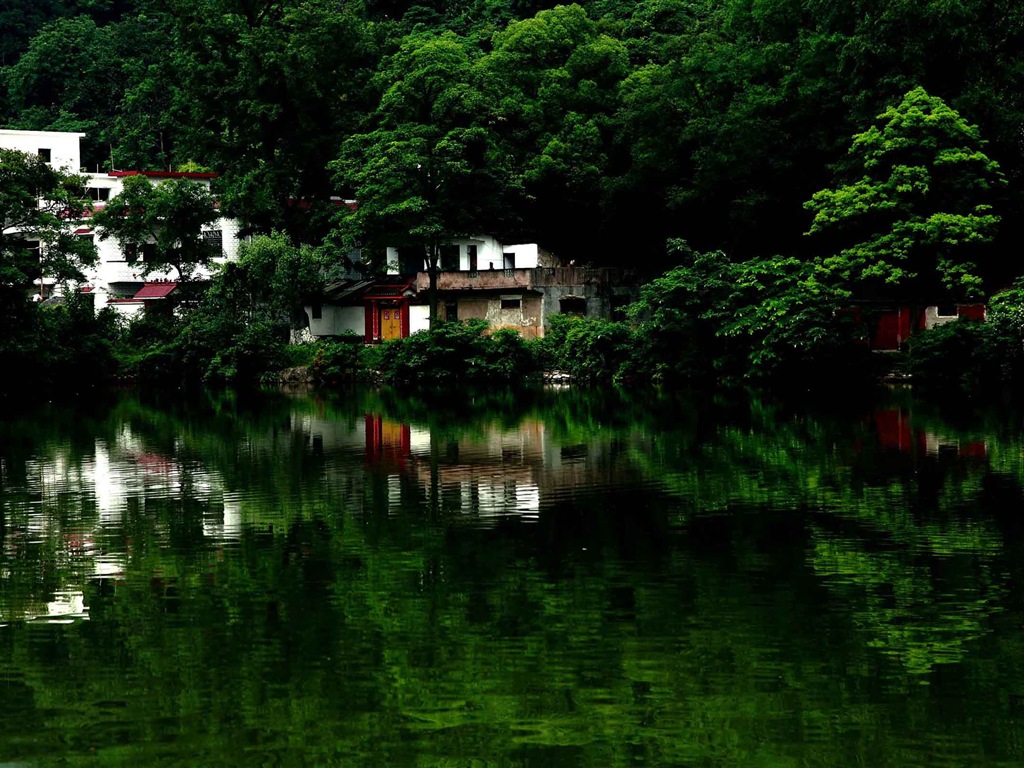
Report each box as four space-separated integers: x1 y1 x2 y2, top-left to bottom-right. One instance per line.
1 387 1023 766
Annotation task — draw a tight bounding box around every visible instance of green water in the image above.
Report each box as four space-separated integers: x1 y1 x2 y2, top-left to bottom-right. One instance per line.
0 387 1023 766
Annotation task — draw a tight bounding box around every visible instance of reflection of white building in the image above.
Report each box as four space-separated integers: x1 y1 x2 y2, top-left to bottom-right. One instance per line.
0 129 241 315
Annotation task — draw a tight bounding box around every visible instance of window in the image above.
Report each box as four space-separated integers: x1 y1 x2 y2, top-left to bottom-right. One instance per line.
444 301 458 321
129 243 158 264
503 252 515 269
559 297 587 316
17 239 40 254
610 296 629 322
86 187 111 201
500 296 521 310
203 229 223 258
440 244 459 271
312 302 322 320
123 242 155 262
37 148 51 162
936 304 958 318
467 244 477 269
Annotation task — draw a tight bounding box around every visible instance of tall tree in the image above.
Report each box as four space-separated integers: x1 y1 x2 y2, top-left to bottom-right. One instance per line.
0 148 95 295
805 87 1004 301
484 4 628 255
333 31 510 325
155 0 375 242
0 148 97 378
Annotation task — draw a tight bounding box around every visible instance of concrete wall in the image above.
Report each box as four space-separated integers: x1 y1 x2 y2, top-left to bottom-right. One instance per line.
454 293 543 338
0 129 83 172
410 304 430 334
306 305 365 337
502 243 545 269
922 304 987 330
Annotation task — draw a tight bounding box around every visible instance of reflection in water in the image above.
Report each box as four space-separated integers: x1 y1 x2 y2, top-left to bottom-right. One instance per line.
0 390 1021 766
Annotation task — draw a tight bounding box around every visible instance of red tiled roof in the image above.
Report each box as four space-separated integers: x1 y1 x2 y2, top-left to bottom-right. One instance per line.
133 282 178 300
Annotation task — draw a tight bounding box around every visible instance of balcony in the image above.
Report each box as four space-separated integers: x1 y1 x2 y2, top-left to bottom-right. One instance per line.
415 267 632 292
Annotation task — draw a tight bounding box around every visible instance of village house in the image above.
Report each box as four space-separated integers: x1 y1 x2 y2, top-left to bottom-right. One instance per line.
0 129 241 316
305 235 638 341
866 302 987 350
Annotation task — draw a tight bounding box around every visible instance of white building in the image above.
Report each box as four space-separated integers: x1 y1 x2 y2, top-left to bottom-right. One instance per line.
0 129 241 315
386 235 555 274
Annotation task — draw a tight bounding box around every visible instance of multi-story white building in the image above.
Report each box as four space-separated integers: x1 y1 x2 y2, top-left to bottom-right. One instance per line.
0 128 241 315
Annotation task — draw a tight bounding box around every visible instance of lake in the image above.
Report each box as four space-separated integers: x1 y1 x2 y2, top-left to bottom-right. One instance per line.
0 386 1022 766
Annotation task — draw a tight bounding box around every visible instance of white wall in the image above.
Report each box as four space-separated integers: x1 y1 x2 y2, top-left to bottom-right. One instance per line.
307 305 365 337
410 304 430 333
503 243 541 269
923 305 960 330
0 129 83 172
386 236 544 273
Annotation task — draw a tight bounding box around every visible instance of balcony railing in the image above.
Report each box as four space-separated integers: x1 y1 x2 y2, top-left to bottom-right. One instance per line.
415 266 633 292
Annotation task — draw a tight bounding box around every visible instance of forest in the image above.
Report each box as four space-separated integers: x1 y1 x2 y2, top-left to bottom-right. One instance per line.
3 0 1024 391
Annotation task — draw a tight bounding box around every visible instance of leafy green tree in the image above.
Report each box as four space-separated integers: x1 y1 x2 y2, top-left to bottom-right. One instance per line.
484 4 628 255
628 240 865 384
0 148 95 295
155 0 375 241
0 0 75 66
0 148 98 389
91 174 218 281
333 31 509 325
805 87 1004 300
2 13 174 171
208 232 324 330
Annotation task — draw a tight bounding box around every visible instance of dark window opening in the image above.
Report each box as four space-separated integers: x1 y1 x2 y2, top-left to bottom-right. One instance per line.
444 301 458 322
936 304 958 318
16 240 40 257
467 244 477 268
560 297 587 316
440 244 460 271
503 252 515 269
86 187 110 201
500 297 521 310
611 296 629 322
398 245 425 274
141 243 159 263
37 148 51 162
312 302 322 320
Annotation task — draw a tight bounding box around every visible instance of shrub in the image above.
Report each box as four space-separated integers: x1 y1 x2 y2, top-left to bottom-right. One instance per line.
310 334 364 385
908 319 1002 391
375 320 536 385
535 315 634 383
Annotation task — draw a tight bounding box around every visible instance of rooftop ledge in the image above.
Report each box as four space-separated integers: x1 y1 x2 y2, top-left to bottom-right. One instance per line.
414 266 633 292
